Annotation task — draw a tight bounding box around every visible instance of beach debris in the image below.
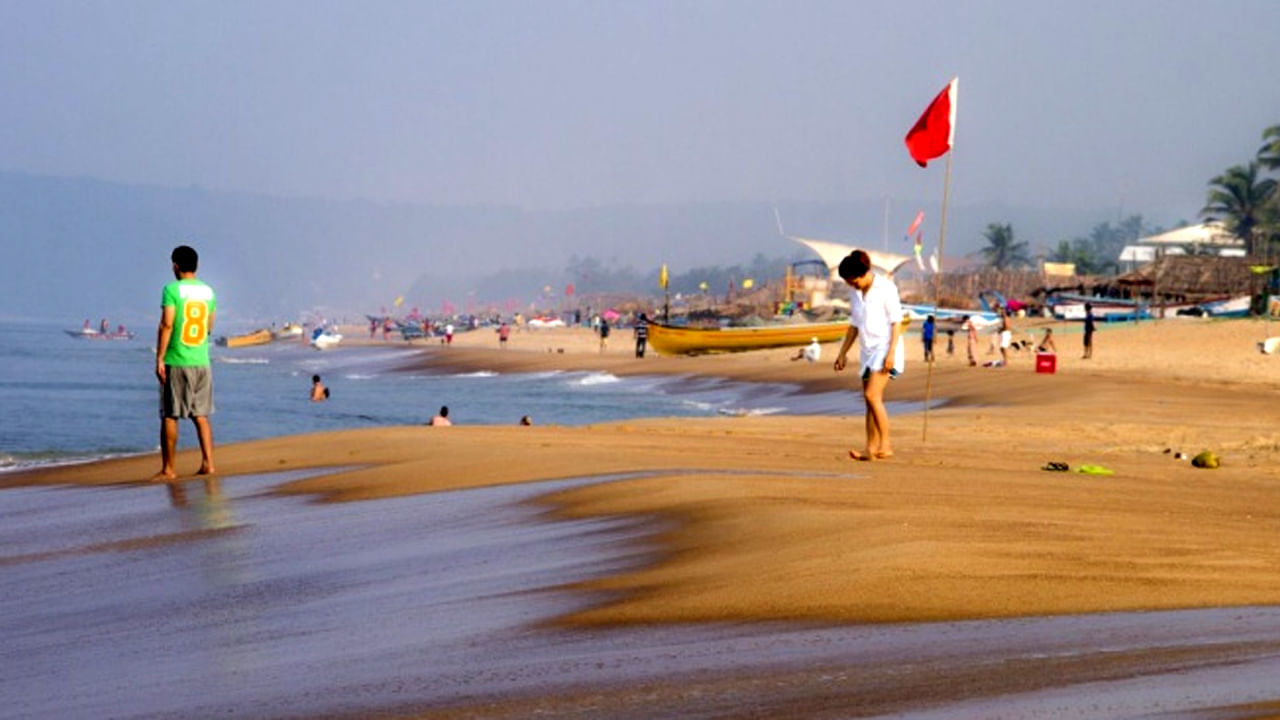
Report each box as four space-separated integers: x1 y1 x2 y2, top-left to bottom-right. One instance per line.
1164 448 1189 461
1076 464 1114 476
1041 461 1069 472
1191 450 1221 469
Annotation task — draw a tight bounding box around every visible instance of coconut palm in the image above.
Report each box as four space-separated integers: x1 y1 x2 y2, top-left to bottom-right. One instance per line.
1201 161 1276 256
1258 124 1280 171
977 223 1030 270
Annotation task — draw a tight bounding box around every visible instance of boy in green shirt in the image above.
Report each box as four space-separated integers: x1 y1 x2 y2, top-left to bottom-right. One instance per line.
153 245 217 481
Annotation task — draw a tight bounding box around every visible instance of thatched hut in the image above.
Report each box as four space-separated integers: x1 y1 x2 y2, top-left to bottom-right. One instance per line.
1112 255 1263 303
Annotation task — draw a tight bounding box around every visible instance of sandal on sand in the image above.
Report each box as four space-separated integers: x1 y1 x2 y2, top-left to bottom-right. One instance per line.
1041 461 1069 472
1076 464 1114 476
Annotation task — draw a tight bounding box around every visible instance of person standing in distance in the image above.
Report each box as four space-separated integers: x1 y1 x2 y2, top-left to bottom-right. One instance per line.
833 250 905 461
153 245 216 480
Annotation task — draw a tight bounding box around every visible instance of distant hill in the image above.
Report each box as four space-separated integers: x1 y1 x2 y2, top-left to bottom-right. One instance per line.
0 171 1160 325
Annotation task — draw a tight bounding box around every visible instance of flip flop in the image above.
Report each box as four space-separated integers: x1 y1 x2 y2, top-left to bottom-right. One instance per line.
1076 464 1114 476
1040 461 1069 472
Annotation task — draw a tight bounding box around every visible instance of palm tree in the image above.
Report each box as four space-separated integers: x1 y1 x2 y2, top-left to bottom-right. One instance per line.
977 223 1030 270
1202 161 1276 256
1258 124 1280 171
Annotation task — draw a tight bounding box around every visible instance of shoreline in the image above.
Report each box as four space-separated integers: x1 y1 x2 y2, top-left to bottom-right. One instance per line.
4 319 1279 625
6 319 1280 715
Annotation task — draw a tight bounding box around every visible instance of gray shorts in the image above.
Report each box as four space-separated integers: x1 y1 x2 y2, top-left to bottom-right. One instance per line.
161 365 214 418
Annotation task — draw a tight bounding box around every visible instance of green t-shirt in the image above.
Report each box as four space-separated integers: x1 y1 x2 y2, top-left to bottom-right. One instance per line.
162 278 217 366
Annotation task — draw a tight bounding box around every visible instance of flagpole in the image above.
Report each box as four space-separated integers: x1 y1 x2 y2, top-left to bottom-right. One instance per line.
922 152 953 442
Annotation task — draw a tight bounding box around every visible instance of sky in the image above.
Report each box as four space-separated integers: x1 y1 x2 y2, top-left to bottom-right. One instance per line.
3 0 1280 224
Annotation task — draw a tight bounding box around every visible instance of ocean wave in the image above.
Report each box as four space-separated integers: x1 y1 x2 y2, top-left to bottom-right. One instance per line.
217 357 269 365
715 406 788 417
452 371 498 378
0 449 146 473
573 372 620 386
343 373 377 380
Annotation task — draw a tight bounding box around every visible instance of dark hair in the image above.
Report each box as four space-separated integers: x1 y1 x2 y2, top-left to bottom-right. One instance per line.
312 375 321 383
171 245 199 273
439 405 449 417
837 250 871 281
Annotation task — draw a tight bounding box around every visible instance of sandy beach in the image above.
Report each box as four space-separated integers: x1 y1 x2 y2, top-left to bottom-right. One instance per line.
5 317 1280 716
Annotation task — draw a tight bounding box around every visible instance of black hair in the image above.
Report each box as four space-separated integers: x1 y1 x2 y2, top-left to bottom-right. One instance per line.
312 375 321 383
323 388 330 398
837 250 871 281
439 405 449 417
171 245 199 273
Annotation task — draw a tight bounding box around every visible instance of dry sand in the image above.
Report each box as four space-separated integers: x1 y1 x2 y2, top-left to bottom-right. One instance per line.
7 317 1279 629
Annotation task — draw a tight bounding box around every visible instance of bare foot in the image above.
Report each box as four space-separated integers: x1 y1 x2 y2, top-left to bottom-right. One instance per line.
197 465 216 476
848 449 874 462
874 450 895 460
149 471 178 483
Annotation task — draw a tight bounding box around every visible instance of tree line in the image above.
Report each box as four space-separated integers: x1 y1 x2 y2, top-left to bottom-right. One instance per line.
977 121 1280 274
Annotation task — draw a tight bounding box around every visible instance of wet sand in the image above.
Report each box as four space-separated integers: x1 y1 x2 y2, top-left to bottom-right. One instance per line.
4 318 1280 717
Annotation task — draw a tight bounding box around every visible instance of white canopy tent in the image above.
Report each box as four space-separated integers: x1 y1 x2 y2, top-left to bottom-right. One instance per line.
788 236 914 278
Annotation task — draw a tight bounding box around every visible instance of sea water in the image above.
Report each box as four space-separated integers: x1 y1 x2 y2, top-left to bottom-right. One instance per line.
0 321 861 471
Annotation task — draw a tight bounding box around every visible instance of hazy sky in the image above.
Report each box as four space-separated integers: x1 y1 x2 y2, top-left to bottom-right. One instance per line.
3 0 1280 221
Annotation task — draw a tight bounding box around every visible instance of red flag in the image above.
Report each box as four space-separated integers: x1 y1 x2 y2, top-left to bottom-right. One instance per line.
565 283 574 297
905 210 924 236
904 78 957 168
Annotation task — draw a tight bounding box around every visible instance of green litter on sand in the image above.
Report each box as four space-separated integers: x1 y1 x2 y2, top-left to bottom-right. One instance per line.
1192 451 1221 469
1076 464 1114 476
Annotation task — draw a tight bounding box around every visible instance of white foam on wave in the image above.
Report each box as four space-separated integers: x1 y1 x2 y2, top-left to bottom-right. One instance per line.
343 373 376 380
453 371 498 378
573 372 620 386
716 406 788 417
218 357 269 365
524 370 564 380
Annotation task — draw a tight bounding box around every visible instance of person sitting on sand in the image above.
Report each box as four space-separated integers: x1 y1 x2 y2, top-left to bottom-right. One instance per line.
833 249 904 462
310 375 327 402
430 405 452 426
1037 328 1058 354
519 415 532 426
791 337 822 363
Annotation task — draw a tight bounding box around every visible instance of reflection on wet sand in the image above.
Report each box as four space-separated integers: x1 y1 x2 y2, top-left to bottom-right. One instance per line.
3 471 1279 719
165 476 237 531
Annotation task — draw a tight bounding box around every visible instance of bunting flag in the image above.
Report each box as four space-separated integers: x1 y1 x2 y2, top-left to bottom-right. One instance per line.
905 78 958 168
659 264 669 290
929 251 940 274
393 295 404 308
914 232 926 271
905 210 925 237
565 283 575 297
742 278 755 290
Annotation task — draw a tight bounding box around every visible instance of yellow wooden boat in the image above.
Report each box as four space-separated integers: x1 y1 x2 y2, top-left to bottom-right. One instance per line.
215 329 273 348
646 320 848 356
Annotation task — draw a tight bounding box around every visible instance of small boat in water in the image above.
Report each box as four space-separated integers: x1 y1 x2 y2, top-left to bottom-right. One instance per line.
646 320 848 356
216 329 273 348
272 323 304 340
65 328 135 341
310 327 343 350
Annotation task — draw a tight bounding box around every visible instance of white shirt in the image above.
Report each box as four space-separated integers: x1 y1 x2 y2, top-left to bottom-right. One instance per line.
802 340 821 363
849 274 906 373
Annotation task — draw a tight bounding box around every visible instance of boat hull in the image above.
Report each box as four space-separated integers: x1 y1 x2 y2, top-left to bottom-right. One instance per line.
646 321 848 356
65 330 135 340
216 330 273 348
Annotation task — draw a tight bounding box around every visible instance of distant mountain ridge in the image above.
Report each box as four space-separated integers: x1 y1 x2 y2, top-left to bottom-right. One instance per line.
0 171 1157 324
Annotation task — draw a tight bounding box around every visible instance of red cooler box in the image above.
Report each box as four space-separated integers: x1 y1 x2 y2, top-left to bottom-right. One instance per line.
1035 352 1057 374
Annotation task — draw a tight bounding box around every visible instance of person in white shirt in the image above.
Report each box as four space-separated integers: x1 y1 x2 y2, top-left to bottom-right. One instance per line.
792 337 822 363
833 250 905 461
